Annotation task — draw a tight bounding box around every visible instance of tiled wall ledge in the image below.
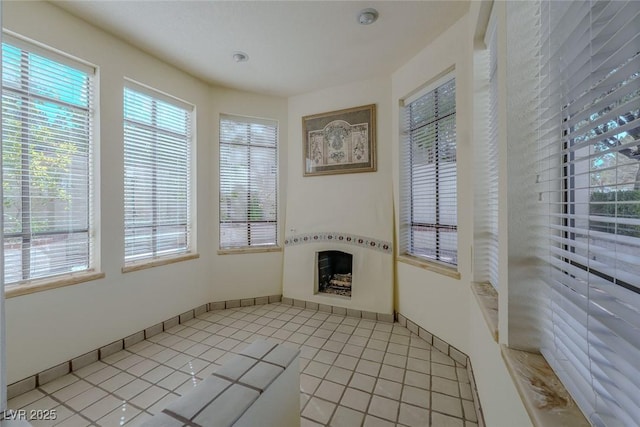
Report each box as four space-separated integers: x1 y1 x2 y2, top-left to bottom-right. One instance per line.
397 312 486 427
471 282 499 342
280 296 394 323
397 255 461 280
501 346 589 427
6 294 283 400
121 253 200 273
6 271 106 299
142 340 300 427
470 284 587 427
217 246 283 255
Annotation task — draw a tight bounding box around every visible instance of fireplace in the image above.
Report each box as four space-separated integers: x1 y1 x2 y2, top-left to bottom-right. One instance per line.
317 250 352 298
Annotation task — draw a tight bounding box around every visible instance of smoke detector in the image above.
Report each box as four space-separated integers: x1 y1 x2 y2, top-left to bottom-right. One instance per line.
358 8 379 25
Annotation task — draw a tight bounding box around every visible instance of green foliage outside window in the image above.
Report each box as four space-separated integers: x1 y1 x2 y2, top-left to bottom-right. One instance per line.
590 190 640 238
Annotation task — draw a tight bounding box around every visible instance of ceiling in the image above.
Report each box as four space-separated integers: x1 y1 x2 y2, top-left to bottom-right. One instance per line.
53 1 469 97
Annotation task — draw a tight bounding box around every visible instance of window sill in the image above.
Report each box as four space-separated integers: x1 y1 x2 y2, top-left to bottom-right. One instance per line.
122 253 200 273
501 346 589 427
471 282 499 342
218 246 282 255
397 255 461 279
5 271 106 299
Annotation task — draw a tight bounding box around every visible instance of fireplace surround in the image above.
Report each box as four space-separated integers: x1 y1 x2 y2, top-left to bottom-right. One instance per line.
316 250 353 298
282 232 393 315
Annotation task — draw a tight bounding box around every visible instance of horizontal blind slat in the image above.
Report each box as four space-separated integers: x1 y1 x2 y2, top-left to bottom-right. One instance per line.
533 0 640 422
219 115 278 249
123 86 192 262
2 40 95 286
401 75 457 266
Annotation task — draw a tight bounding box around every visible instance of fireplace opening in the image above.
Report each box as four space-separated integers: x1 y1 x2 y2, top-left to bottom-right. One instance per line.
317 250 352 298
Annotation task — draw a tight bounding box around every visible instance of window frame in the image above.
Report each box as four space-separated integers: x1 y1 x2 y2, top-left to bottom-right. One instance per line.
122 81 195 268
218 114 279 252
562 119 640 296
400 73 458 269
484 7 499 289
2 33 99 291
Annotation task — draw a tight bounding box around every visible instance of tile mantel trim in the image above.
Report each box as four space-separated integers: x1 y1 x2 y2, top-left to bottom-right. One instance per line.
284 232 392 254
6 294 283 400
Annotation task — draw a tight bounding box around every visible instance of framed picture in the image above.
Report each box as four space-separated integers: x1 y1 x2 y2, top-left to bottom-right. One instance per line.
303 104 376 176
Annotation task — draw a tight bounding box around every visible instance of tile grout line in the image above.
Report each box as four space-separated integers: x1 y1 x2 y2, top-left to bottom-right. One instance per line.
36 372 153 427
7 298 280 399
17 304 272 424
49 309 263 424
302 307 437 425
63 305 280 424
301 307 470 424
184 304 468 424
299 305 368 425
35 388 95 427
62 369 171 421
9 302 477 426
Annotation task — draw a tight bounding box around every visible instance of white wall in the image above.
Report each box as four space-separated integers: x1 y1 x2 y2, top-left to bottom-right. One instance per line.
282 77 394 314
468 299 532 427
3 1 287 383
208 87 288 302
2 3 537 426
391 6 532 426
391 14 474 352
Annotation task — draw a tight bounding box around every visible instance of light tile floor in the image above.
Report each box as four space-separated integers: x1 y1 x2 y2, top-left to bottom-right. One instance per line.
8 303 479 427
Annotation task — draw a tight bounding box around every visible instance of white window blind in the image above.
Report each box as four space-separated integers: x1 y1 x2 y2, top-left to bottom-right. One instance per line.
2 37 95 286
474 9 500 289
532 0 640 425
400 76 458 266
123 85 192 263
219 114 278 249
486 13 499 289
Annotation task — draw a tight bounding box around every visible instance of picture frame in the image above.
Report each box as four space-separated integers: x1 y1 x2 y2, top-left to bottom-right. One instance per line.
302 104 376 176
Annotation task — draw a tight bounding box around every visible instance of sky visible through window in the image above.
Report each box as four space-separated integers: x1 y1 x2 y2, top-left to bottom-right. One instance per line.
2 42 92 285
2 43 88 108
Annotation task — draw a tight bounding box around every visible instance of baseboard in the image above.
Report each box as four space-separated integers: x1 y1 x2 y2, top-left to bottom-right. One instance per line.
280 296 394 322
396 311 486 427
6 295 282 400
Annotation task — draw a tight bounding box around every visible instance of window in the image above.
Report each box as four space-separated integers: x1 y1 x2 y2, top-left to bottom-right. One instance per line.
485 13 499 288
400 76 457 266
219 114 278 249
562 27 640 296
474 9 499 289
2 36 95 286
123 84 193 264
530 0 640 424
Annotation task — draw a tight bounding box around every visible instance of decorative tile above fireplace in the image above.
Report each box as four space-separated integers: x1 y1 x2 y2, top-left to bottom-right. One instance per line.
285 232 392 253
283 232 393 314
317 250 353 298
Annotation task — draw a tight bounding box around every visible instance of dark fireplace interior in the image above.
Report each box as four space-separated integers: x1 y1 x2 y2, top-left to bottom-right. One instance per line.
317 250 352 297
